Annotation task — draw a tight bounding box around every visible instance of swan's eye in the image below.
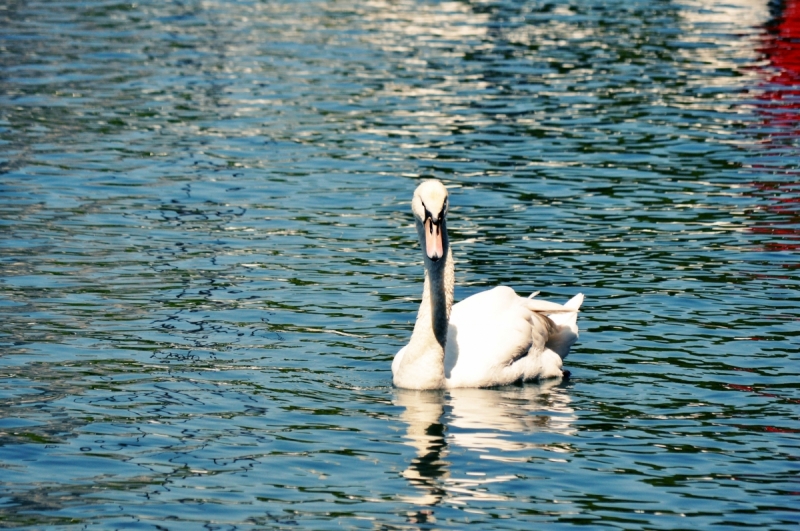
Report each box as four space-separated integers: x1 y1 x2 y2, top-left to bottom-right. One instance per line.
421 203 434 220
420 200 444 230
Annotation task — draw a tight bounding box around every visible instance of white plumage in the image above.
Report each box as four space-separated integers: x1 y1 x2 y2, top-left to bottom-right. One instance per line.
392 180 584 390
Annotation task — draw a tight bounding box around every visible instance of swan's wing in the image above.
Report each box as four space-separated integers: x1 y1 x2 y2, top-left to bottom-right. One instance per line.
444 287 543 387
524 298 575 313
445 287 582 388
542 293 583 357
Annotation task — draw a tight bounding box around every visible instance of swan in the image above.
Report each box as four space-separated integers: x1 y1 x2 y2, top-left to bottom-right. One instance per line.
392 180 584 390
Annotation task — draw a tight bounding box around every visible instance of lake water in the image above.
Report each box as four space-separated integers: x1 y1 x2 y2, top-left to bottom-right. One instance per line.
1 0 799 528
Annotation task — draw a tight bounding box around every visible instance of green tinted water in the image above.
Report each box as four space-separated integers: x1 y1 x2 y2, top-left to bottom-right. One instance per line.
1 0 798 529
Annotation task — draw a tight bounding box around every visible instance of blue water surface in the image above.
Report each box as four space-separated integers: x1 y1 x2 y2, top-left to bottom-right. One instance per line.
1 0 798 529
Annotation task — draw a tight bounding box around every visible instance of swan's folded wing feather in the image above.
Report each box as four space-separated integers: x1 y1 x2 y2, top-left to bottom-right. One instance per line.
563 293 584 311
523 298 574 313
445 287 546 387
445 288 583 387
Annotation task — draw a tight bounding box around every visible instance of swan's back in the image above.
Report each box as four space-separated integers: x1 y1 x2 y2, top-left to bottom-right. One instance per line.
444 288 583 388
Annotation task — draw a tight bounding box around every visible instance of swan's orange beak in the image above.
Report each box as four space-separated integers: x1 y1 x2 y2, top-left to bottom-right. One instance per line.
424 218 444 262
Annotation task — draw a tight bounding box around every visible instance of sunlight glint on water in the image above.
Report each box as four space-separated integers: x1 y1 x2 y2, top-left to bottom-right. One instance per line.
0 0 798 529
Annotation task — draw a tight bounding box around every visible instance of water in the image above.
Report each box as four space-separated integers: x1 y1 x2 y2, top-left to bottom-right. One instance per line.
1 0 798 528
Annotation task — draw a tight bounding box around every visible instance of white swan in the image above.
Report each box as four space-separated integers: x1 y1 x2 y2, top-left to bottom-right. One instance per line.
392 180 584 390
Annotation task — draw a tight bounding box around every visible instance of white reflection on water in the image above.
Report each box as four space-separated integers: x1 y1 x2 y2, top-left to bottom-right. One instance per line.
394 380 575 506
677 0 769 91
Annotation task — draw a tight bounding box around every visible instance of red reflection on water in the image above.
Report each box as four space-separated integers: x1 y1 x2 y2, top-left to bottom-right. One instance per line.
726 382 800 404
749 0 800 253
749 181 800 252
760 0 800 86
764 425 800 433
748 182 800 252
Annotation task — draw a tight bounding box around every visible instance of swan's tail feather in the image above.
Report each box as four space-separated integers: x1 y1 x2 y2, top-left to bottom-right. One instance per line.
524 298 573 314
523 292 584 315
544 293 583 361
563 293 584 311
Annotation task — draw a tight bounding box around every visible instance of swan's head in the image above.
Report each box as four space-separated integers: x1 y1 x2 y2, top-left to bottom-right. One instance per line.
412 180 449 263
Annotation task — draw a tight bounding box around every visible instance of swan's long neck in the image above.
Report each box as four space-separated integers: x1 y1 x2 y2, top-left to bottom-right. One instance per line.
414 249 454 348
393 223 454 390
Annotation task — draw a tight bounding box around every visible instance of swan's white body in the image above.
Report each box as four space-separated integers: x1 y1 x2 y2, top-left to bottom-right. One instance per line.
392 180 584 390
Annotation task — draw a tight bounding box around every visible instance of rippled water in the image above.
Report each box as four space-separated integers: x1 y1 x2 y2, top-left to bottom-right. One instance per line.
1 0 799 528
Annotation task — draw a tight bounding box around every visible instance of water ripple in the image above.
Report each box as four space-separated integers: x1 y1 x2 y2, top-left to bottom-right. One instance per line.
1 0 798 529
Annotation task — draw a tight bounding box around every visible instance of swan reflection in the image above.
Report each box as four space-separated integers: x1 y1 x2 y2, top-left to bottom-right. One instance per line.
394 380 575 506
